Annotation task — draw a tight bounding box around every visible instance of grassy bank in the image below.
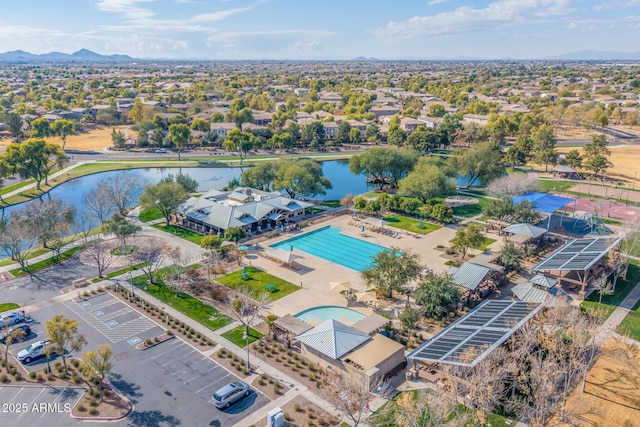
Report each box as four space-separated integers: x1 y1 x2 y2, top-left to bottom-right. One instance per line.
152 224 203 245
383 215 441 235
581 262 640 320
217 266 299 302
0 303 20 313
221 325 264 348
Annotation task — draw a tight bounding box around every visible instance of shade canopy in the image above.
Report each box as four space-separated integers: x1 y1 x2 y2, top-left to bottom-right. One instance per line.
355 291 377 303
512 192 574 213
502 223 547 238
361 217 390 228
533 237 622 272
267 248 300 264
330 281 351 292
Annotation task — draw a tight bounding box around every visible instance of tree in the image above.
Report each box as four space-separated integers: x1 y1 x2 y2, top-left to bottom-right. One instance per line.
223 128 256 164
111 128 126 149
427 103 446 117
82 181 114 225
51 119 76 150
486 173 538 198
272 158 332 199
5 112 23 140
504 145 527 170
224 226 247 243
398 157 454 203
498 241 524 273
451 223 485 260
335 121 351 145
230 286 270 371
191 117 210 132
483 196 540 223
96 171 143 216
102 213 141 250
4 138 67 190
129 98 144 123
240 161 276 191
139 181 188 225
24 198 75 252
415 273 461 319
563 149 583 169
583 134 612 179
387 127 407 145
82 344 113 402
46 314 87 374
169 123 191 161
131 241 171 285
451 141 505 186
0 209 37 271
174 173 199 193
399 306 419 335
1 325 26 373
0 155 11 203
593 275 613 304
30 117 51 138
532 124 558 171
301 121 326 148
321 374 375 427
361 248 421 298
349 147 418 189
348 127 361 144
365 123 381 143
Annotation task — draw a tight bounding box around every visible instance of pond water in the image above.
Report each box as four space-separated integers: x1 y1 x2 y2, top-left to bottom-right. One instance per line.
0 160 370 221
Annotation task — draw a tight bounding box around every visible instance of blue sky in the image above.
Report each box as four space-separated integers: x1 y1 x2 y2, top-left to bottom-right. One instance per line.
0 0 639 59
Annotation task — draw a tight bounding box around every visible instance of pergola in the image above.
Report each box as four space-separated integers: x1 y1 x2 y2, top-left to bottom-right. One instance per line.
532 236 622 294
408 300 542 368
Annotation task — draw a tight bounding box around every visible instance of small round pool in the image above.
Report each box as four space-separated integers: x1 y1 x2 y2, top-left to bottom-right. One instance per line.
294 306 367 324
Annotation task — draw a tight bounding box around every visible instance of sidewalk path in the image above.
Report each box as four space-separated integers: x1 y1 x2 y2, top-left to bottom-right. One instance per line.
1 160 92 200
596 281 640 345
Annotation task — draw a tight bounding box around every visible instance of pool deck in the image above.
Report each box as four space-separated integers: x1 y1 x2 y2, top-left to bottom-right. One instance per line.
248 215 502 318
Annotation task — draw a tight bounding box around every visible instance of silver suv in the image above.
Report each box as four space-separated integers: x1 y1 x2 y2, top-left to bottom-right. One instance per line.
212 381 250 409
17 340 51 364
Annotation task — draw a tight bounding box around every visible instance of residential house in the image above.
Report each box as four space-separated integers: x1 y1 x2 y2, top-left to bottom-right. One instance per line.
210 122 237 138
462 114 490 126
252 112 273 126
294 88 309 97
400 117 423 132
371 106 400 118
322 121 339 139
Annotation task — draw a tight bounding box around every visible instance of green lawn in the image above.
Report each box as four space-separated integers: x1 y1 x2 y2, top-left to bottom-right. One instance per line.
581 262 640 320
319 200 341 208
383 215 441 235
91 262 150 283
537 179 577 193
0 248 51 267
132 272 232 331
0 303 20 313
152 224 204 245
451 197 492 218
221 325 264 348
617 299 640 341
448 236 497 252
139 207 164 222
9 246 85 277
217 266 299 302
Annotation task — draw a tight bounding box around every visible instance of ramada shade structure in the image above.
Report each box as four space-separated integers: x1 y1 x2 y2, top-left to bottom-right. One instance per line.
408 300 542 367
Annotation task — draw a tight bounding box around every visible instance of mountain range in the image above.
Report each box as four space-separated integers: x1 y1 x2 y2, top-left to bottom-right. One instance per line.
0 49 133 63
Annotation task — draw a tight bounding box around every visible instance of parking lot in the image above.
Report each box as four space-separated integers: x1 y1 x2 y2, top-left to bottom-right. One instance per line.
0 386 84 426
7 292 269 426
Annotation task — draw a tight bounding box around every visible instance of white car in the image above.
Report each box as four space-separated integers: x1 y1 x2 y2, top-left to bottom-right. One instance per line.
155 148 168 153
0 312 25 326
18 340 51 364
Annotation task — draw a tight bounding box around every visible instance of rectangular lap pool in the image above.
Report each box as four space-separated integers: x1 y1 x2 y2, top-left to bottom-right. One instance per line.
270 226 387 272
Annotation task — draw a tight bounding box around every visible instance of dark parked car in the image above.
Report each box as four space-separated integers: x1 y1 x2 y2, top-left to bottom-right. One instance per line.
212 381 251 409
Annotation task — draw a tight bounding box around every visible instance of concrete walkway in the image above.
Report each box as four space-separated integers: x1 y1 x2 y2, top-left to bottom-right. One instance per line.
597 280 640 345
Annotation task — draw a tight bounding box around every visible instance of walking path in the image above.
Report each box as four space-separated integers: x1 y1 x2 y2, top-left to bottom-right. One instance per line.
597 281 640 346
1 160 92 200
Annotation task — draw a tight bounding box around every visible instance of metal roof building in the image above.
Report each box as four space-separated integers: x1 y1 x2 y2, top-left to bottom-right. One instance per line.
297 319 370 359
408 300 542 367
448 262 502 291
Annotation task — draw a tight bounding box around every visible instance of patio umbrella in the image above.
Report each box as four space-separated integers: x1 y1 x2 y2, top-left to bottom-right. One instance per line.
355 291 377 303
330 281 351 292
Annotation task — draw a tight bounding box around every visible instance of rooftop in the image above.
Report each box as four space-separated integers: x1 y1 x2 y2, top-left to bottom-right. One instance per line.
533 237 622 272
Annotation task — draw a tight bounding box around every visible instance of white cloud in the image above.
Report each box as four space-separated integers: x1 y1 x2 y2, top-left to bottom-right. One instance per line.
191 7 252 22
372 0 573 39
95 0 157 20
427 0 450 5
205 30 332 54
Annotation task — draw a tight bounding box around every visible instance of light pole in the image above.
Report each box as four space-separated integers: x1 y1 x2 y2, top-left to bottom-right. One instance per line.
129 269 135 299
243 327 250 372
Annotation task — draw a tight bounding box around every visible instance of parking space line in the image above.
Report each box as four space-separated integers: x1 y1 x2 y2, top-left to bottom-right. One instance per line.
18 388 46 418
150 342 186 360
183 373 203 384
161 359 179 368
6 387 24 404
195 372 231 394
41 387 66 419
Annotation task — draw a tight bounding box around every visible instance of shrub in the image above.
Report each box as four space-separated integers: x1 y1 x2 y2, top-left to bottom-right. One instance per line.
318 417 326 426
88 398 98 407
13 372 22 380
0 374 7 383
145 338 152 346
268 377 274 384
37 374 44 382
273 384 280 394
89 407 98 416
77 404 87 412
294 403 302 412
257 378 265 386
235 365 242 372
217 350 226 358
58 372 67 380
71 359 80 367
166 330 173 336
46 374 53 381
29 371 37 379
315 380 322 389
284 413 292 421
72 375 81 384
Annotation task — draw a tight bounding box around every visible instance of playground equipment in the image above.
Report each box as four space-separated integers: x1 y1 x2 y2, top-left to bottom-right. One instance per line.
571 212 611 235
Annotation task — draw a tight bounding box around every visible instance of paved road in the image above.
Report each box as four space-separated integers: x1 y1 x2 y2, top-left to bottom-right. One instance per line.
0 386 84 427
9 293 269 426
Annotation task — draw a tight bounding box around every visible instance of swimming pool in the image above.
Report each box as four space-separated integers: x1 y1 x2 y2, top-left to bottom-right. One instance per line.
295 306 367 324
270 226 387 271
